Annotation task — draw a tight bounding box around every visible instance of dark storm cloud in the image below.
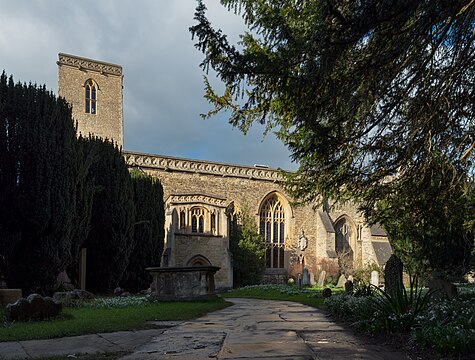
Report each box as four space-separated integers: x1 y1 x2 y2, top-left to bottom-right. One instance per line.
0 0 297 170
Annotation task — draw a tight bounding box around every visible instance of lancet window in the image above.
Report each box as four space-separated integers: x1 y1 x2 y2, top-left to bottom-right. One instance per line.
85 79 97 114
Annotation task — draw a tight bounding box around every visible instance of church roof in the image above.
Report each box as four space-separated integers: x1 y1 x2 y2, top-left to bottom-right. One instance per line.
318 211 335 233
372 241 393 266
370 223 388 237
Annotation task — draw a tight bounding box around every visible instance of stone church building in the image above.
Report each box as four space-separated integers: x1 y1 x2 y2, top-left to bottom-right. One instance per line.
57 53 392 289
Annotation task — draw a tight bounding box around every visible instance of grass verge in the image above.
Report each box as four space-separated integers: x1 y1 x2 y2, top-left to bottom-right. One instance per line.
0 298 230 342
223 285 341 308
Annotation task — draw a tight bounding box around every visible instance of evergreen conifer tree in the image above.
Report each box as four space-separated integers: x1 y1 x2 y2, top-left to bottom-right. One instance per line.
122 171 164 293
0 72 80 294
83 137 135 293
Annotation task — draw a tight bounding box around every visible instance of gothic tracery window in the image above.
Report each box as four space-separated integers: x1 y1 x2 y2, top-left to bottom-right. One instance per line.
259 194 286 268
85 79 97 114
191 207 205 233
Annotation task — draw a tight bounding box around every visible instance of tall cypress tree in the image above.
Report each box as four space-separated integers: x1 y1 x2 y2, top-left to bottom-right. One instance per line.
122 171 164 293
0 72 79 294
84 138 135 293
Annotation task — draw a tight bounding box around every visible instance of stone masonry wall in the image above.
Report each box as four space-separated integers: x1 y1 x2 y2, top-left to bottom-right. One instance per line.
57 53 123 147
125 152 323 280
174 234 231 288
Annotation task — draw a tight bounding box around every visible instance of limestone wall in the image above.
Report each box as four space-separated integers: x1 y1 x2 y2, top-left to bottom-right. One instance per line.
57 53 123 147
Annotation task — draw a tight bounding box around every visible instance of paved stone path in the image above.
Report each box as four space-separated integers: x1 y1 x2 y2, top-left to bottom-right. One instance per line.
0 298 407 359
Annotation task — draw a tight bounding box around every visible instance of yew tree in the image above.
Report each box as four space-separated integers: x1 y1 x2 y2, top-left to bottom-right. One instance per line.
190 0 475 274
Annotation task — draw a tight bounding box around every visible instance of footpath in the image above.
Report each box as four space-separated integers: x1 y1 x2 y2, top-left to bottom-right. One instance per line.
0 298 407 360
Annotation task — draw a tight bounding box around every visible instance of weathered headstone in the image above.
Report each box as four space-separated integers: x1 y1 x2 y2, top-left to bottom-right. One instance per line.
384 254 403 298
6 294 61 322
302 268 310 286
336 274 346 287
317 270 326 287
370 270 379 286
309 272 316 286
345 280 354 294
322 288 332 298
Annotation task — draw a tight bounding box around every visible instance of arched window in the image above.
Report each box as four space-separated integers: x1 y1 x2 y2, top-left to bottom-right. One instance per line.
259 194 286 268
179 211 186 230
85 79 97 114
334 217 355 267
191 207 205 233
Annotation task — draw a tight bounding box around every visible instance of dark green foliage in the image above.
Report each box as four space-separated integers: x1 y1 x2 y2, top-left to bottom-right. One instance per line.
372 154 474 277
83 138 135 293
122 171 165 293
229 205 265 287
0 72 83 294
190 1 475 277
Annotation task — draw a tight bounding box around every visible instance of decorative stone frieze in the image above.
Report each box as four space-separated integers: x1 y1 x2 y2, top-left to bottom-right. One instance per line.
168 193 227 208
58 53 122 76
123 151 284 182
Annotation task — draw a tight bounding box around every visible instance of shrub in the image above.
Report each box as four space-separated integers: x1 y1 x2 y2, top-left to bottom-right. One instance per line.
229 204 265 287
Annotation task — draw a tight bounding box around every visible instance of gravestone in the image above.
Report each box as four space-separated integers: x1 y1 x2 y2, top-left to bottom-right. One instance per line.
309 272 316 286
317 270 326 287
302 268 310 286
336 274 347 287
384 254 403 298
6 294 62 322
345 280 354 294
322 288 332 298
370 270 379 286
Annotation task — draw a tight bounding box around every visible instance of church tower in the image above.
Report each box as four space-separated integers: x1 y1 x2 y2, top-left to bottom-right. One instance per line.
57 53 124 147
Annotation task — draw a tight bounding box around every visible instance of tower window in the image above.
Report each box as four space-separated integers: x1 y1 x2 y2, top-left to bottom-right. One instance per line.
85 80 97 114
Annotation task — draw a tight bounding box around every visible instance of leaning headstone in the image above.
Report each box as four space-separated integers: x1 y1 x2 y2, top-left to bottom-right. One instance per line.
317 270 326 287
384 254 403 298
302 268 310 286
370 270 379 286
345 280 354 294
336 274 346 288
322 288 332 298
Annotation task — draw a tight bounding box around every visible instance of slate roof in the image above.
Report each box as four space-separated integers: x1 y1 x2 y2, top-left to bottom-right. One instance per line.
372 241 393 266
370 223 388 237
319 211 335 233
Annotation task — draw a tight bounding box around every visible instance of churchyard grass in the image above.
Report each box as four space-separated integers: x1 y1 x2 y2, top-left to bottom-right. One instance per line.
223 284 342 308
0 296 230 342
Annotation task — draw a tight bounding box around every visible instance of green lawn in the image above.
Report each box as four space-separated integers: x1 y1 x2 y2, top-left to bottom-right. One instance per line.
0 298 230 342
223 284 341 308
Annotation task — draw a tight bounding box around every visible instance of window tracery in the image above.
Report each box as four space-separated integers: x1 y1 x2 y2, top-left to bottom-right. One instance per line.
259 194 286 268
